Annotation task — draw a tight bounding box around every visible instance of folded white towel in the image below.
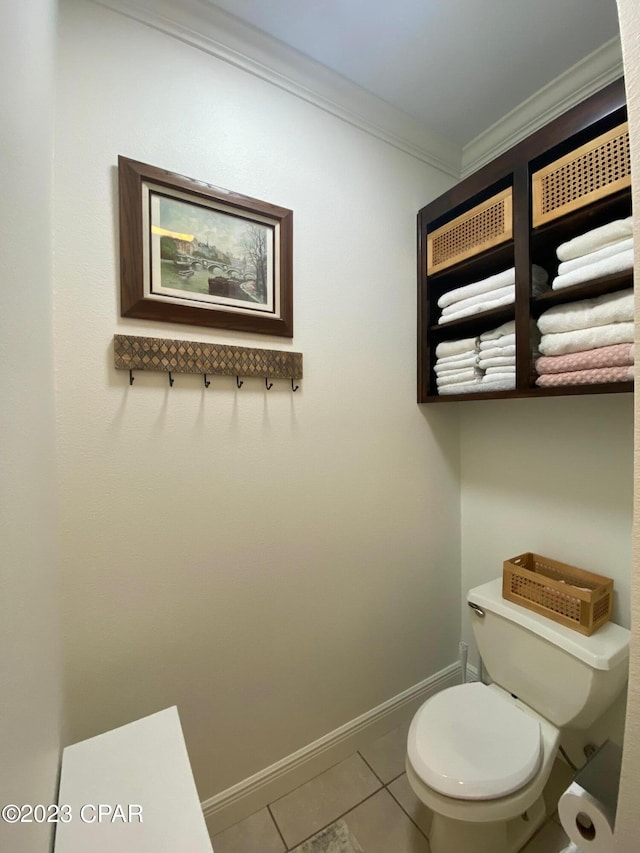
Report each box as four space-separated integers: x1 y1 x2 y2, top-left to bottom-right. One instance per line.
484 365 516 374
437 379 479 390
434 355 479 373
556 217 633 262
539 321 635 356
437 268 515 309
438 290 515 324
433 359 478 378
538 288 634 334
557 236 634 276
438 381 482 395
435 349 478 365
440 285 514 318
478 354 516 369
551 247 634 291
438 265 548 309
478 344 516 360
479 333 515 350
480 373 516 386
438 375 516 394
435 337 479 358
436 368 481 386
480 320 516 341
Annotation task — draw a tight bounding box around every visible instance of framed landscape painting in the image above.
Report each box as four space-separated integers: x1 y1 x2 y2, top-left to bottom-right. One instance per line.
118 157 293 336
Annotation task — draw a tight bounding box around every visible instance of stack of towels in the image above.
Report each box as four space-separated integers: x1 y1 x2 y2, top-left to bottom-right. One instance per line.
552 217 634 291
435 320 517 395
437 266 548 324
536 288 634 387
433 336 480 394
478 320 517 389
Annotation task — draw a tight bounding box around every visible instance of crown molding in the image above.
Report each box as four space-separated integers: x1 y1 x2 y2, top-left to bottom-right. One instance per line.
461 37 625 179
92 0 461 177
85 2 624 184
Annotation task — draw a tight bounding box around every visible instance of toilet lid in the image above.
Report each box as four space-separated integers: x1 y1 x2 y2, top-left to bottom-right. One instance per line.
407 682 542 800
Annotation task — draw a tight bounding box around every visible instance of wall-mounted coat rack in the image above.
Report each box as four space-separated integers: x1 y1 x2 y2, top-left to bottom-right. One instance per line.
113 334 302 390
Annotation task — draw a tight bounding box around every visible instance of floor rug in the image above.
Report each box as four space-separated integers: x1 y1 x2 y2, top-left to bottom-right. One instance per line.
292 819 364 853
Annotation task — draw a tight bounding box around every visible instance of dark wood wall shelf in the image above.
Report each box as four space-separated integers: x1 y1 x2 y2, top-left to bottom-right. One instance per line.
417 79 634 403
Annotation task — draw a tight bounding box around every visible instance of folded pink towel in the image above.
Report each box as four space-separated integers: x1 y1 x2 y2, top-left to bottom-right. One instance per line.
535 365 634 387
536 343 634 375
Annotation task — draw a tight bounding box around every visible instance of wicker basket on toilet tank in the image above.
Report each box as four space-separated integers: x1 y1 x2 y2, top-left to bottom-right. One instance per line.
503 553 613 636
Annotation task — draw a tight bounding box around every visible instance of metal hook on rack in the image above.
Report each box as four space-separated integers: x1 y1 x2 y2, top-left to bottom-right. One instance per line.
291 379 299 392
129 370 135 386
236 376 243 389
265 376 273 390
168 372 175 387
203 374 210 388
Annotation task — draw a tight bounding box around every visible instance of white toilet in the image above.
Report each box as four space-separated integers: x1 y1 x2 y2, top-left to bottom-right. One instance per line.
406 577 629 853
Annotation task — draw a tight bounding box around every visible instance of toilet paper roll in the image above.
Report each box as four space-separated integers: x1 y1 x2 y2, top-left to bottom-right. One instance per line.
558 781 615 853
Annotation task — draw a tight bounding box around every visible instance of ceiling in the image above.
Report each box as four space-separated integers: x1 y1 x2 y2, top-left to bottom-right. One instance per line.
204 0 621 147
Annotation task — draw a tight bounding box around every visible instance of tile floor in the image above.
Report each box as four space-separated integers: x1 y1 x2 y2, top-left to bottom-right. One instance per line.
210 718 575 853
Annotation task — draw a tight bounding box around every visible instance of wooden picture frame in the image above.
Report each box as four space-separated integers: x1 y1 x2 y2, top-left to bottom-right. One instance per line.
118 156 293 337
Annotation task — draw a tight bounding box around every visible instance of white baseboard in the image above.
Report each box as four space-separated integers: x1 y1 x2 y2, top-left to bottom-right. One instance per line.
202 661 461 834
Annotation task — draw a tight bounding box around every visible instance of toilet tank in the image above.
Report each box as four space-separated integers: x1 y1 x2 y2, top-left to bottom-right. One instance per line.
467 578 629 729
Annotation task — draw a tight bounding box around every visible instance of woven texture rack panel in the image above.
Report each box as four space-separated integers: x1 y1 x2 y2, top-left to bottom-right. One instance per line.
503 552 613 636
114 334 303 378
532 122 630 227
510 573 581 622
427 188 512 275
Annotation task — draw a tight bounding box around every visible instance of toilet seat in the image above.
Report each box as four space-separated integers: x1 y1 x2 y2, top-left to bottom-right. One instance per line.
407 682 542 800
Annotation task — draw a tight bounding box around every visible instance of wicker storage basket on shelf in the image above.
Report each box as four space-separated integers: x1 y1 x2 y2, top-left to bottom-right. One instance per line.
426 187 512 274
531 122 630 228
503 552 613 636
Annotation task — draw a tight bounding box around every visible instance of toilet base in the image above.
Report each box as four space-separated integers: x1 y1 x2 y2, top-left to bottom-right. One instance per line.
429 794 546 853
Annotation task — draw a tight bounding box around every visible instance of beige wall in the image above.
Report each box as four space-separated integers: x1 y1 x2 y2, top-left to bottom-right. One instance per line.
2 3 628 848
0 1 62 851
460 395 634 643
459 396 633 763
614 0 640 848
54 0 461 807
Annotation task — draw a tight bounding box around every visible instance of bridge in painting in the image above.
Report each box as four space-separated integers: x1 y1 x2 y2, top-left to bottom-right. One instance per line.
175 254 246 278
